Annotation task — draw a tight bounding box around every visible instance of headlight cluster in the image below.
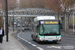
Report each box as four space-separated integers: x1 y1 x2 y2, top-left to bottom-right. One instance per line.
58 37 61 41
58 37 61 39
39 37 44 40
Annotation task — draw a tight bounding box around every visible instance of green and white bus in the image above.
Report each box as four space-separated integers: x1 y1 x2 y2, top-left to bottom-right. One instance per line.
31 16 61 43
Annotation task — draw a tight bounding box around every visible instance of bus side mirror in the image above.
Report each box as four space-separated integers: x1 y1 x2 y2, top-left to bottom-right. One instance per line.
37 22 40 27
37 24 39 27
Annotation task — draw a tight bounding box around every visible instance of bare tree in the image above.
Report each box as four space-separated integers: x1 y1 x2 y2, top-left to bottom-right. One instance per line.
8 0 17 10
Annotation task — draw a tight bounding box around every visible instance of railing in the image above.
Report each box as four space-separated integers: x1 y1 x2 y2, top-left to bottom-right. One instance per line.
1 8 64 17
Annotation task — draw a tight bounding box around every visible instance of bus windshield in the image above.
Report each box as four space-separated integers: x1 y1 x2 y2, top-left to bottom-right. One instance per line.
39 24 60 36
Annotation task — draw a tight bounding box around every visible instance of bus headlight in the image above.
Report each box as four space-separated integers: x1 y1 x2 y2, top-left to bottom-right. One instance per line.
58 37 61 39
39 37 43 41
58 37 61 41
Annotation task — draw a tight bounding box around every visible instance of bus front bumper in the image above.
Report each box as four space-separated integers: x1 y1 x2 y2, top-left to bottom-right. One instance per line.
39 37 61 42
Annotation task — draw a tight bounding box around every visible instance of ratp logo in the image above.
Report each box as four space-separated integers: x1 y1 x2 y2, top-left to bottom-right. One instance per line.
41 21 44 24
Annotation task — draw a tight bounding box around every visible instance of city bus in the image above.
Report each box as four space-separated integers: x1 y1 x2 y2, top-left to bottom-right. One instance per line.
31 16 61 43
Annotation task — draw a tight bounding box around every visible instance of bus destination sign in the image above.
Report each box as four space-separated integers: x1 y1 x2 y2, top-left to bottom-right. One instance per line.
40 21 58 24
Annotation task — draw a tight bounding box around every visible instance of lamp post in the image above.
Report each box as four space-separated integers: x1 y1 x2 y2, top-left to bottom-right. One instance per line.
5 0 8 42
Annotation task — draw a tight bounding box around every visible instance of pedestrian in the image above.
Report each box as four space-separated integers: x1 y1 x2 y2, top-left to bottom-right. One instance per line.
0 27 4 43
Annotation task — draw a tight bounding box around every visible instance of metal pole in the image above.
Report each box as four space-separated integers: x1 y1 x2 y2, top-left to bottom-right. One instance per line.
65 14 66 30
73 12 74 35
13 9 14 32
10 17 12 26
5 0 8 42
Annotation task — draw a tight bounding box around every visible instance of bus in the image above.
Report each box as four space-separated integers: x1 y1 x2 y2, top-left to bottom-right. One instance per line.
31 16 61 43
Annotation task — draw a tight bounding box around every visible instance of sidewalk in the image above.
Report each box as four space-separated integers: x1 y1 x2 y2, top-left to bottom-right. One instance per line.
0 27 27 50
61 29 75 37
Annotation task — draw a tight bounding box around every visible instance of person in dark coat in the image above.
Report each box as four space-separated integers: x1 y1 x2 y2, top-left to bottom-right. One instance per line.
0 27 4 43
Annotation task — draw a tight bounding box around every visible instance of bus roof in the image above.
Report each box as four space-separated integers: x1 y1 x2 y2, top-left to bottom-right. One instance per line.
34 16 55 21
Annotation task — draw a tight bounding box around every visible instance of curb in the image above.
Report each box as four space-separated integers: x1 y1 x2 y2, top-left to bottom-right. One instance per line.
11 30 27 50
